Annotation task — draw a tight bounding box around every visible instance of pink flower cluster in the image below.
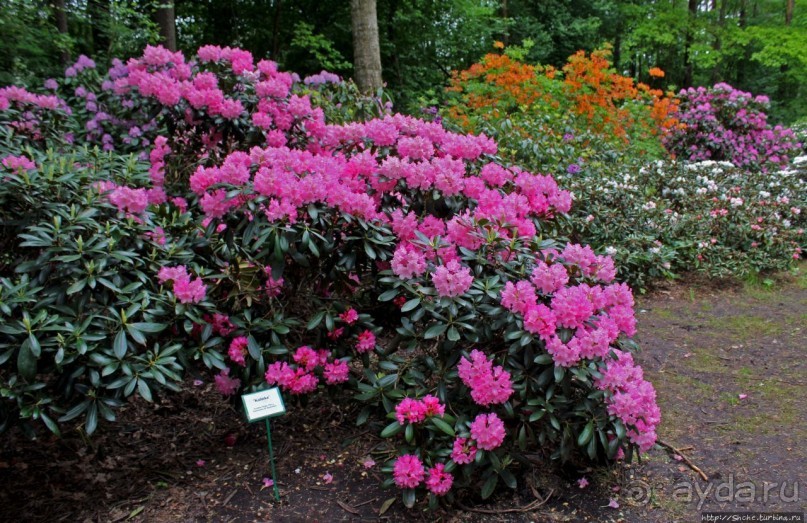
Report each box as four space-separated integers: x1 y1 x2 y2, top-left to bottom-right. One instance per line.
431 260 474 297
392 454 425 489
451 437 478 464
355 330 376 353
469 412 506 450
214 367 241 396
228 336 249 366
65 55 96 77
596 351 661 451
424 463 453 496
157 265 207 304
394 395 445 425
498 247 636 368
392 455 454 495
665 83 801 171
457 350 513 406
1 155 36 172
264 345 349 394
391 244 427 279
0 85 70 142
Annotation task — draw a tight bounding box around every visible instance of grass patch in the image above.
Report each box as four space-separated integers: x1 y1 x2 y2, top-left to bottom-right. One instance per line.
706 315 781 340
687 349 723 372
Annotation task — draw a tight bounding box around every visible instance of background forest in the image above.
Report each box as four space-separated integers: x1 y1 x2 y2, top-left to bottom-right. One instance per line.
2 0 806 123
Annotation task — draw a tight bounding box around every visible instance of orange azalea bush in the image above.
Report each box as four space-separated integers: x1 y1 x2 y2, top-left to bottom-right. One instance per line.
445 47 678 154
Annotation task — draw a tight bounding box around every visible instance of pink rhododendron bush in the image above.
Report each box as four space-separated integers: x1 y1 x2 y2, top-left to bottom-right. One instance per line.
664 83 802 172
0 46 659 507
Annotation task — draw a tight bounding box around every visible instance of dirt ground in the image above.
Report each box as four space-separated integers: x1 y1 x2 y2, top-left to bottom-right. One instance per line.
1 266 805 522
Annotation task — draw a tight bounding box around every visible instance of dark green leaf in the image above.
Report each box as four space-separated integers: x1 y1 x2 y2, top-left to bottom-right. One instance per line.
380 421 403 438
423 323 448 339
113 330 127 359
481 475 498 499
431 417 455 436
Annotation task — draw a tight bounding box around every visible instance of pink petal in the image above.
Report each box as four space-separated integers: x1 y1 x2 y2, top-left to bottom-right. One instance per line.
738 394 748 400
262 477 274 488
577 477 589 488
363 458 376 469
196 459 206 467
323 472 333 484
608 498 620 509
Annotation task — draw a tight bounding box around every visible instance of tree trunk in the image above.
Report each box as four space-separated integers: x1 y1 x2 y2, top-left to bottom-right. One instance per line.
502 0 509 45
350 0 383 93
736 0 748 85
155 2 177 51
777 0 795 104
53 0 70 65
88 0 109 55
710 0 728 83
271 0 283 59
682 0 699 88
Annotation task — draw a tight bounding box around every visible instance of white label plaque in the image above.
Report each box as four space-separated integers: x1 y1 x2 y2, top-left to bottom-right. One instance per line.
241 387 286 422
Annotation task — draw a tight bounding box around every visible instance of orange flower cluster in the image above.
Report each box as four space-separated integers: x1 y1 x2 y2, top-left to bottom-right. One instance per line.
446 48 679 143
561 50 678 139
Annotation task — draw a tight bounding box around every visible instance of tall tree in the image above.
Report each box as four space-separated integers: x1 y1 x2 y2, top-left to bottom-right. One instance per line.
88 0 110 55
683 0 700 87
350 0 383 92
155 2 177 51
53 0 70 64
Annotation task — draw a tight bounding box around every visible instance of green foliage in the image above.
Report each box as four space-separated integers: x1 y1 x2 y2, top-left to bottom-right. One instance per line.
0 145 205 436
290 22 351 73
0 0 69 85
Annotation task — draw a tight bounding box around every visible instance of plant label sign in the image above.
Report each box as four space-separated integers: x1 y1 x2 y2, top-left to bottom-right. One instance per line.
241 387 286 422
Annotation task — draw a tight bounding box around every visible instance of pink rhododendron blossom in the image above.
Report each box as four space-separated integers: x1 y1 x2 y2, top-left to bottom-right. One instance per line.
228 337 249 366
214 368 241 396
500 280 538 315
339 308 359 324
523 303 557 340
293 346 321 371
395 397 427 425
264 361 319 394
469 412 506 450
421 395 445 417
324 360 350 384
391 244 427 279
457 350 513 406
2 155 36 172
595 351 660 451
355 330 376 353
432 260 473 297
530 261 569 294
157 266 207 304
425 463 453 496
209 314 235 336
265 275 284 297
173 276 207 304
451 437 477 464
392 454 425 489
109 186 149 214
327 327 344 340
